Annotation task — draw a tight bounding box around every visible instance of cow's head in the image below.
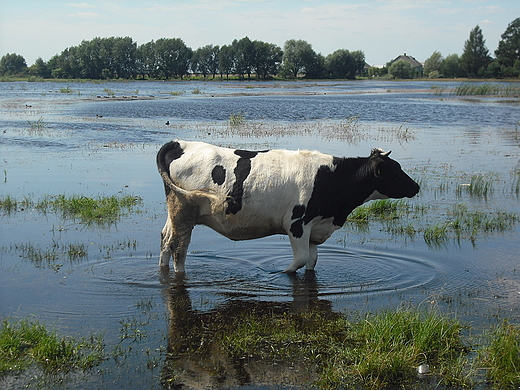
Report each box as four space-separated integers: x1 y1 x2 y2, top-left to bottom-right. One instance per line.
368 148 420 199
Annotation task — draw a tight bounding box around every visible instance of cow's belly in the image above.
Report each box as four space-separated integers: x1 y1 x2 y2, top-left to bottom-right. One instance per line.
197 213 286 241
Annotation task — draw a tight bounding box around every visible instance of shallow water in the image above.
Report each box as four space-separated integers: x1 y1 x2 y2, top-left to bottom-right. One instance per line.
1 80 520 389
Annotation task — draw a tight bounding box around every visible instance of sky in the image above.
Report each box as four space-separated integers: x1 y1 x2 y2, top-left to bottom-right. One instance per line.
0 0 518 67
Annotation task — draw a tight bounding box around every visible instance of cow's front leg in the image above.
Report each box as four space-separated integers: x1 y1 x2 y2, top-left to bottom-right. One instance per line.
306 243 318 270
284 232 311 273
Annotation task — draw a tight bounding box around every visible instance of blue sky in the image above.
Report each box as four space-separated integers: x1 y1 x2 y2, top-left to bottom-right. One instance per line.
1 0 518 67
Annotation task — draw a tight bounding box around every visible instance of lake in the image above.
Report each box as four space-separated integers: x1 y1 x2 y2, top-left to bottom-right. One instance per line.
1 79 519 389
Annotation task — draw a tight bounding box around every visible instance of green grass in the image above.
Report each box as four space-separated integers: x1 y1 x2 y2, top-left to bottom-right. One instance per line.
220 307 466 389
1 193 142 226
5 242 89 270
0 318 105 374
455 83 520 97
229 111 246 126
456 173 494 197
59 86 75 93
348 199 409 222
481 321 520 389
26 116 47 134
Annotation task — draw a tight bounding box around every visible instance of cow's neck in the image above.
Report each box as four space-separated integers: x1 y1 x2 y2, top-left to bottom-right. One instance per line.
335 157 379 219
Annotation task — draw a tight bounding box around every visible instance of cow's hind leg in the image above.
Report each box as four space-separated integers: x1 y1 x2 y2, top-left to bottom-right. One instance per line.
160 193 197 273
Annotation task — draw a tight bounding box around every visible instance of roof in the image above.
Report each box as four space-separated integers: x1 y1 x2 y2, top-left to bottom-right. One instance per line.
390 53 423 68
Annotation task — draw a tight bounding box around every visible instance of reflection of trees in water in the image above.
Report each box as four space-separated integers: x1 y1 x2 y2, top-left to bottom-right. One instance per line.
159 270 335 389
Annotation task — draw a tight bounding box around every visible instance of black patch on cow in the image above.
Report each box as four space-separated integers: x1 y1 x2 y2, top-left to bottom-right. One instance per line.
226 157 251 214
157 141 185 197
288 157 381 238
291 204 306 219
211 165 226 185
164 141 184 168
234 149 258 159
225 149 268 214
290 219 304 238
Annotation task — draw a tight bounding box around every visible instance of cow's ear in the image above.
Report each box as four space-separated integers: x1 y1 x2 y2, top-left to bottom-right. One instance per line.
372 157 384 177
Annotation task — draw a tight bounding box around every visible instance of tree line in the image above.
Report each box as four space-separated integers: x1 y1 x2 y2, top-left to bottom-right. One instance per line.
1 17 519 80
0 36 364 80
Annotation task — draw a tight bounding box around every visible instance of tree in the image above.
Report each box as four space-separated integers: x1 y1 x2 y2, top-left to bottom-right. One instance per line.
233 37 255 79
252 41 283 79
423 51 443 77
192 45 220 78
0 53 27 76
326 49 365 79
388 60 413 79
280 39 317 78
461 25 491 78
495 17 520 77
440 54 463 78
29 57 51 78
218 44 235 79
154 38 192 79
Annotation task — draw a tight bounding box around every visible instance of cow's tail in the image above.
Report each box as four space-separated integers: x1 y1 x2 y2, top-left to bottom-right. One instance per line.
157 141 223 212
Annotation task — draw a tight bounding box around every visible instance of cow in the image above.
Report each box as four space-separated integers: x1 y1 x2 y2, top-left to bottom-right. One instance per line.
157 140 420 273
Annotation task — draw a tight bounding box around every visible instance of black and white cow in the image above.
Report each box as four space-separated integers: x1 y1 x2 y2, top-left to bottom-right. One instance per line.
157 140 420 273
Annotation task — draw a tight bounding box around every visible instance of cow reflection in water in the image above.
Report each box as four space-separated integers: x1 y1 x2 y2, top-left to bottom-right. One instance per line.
160 269 334 389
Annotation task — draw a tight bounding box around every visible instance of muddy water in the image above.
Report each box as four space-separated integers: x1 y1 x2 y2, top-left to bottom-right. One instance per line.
1 80 520 389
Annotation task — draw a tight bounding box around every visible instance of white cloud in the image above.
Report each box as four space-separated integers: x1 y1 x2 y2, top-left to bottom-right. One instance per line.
66 2 96 8
67 11 106 18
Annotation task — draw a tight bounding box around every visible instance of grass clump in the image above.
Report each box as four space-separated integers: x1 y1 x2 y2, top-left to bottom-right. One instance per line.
229 111 246 127
0 318 105 374
37 194 142 225
456 173 494 198
350 309 466 389
348 199 408 222
481 321 520 389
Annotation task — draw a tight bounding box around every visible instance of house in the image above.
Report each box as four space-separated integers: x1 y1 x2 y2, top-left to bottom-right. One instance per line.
389 53 423 73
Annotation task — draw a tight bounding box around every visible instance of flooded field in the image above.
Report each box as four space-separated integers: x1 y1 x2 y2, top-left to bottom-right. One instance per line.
1 79 520 389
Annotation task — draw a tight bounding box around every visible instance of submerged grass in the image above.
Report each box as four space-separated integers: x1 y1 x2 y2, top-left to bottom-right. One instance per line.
456 173 494 198
455 83 520 97
0 194 142 225
0 318 105 374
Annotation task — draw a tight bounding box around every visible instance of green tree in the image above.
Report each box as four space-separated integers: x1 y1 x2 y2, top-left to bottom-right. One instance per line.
252 40 283 79
136 41 158 78
192 44 220 78
495 17 520 77
440 54 463 78
280 39 317 78
326 49 365 79
0 53 27 76
154 38 192 79
29 57 51 78
388 60 413 79
424 51 443 77
218 44 235 79
461 25 491 78
233 37 255 79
